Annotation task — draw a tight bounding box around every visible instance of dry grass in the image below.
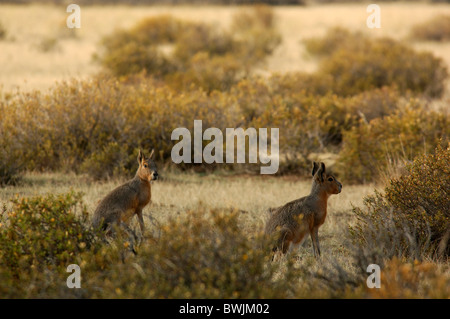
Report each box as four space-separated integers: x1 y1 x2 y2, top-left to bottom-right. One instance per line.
0 170 375 271
1 3 450 92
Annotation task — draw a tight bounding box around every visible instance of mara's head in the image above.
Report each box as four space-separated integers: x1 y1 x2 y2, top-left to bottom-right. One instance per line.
137 149 158 182
311 161 342 195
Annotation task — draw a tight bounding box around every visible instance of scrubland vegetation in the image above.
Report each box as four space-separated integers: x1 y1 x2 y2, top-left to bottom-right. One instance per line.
0 3 449 298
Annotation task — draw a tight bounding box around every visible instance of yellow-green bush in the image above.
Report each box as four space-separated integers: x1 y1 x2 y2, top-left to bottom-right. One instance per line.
0 192 100 278
350 143 450 260
410 14 450 42
305 28 448 97
337 101 449 183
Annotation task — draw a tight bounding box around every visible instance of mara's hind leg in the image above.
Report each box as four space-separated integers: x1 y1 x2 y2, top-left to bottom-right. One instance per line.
289 231 308 257
271 228 293 261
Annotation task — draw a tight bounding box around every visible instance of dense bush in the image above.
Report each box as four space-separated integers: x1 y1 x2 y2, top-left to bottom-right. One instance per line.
305 28 448 97
0 75 243 179
0 199 302 298
410 14 450 42
0 92 45 185
350 143 450 260
337 101 449 183
304 27 367 57
1 70 439 182
80 207 301 298
98 7 280 92
366 257 450 298
0 192 100 279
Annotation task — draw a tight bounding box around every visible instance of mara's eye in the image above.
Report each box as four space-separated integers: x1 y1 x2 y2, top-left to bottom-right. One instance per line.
328 177 333 182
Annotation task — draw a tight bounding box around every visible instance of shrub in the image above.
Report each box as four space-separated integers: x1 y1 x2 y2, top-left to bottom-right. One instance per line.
80 206 300 298
410 14 450 42
80 142 136 180
0 21 6 40
0 192 100 278
37 37 59 52
366 257 450 299
0 73 412 181
97 8 280 92
0 205 301 298
337 101 450 183
0 74 244 177
305 28 448 97
0 92 45 185
268 72 334 96
304 27 367 57
350 143 450 260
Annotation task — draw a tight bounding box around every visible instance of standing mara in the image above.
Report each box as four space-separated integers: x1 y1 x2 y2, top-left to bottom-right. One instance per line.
92 149 158 237
265 162 342 258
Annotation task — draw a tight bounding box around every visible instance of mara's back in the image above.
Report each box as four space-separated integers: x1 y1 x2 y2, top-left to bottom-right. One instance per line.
264 196 309 234
94 178 144 214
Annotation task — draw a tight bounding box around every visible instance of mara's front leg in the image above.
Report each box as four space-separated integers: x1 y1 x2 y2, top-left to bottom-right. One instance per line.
136 208 145 236
310 227 321 258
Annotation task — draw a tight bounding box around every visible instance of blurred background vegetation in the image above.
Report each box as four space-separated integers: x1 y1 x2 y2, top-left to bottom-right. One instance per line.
1 6 448 184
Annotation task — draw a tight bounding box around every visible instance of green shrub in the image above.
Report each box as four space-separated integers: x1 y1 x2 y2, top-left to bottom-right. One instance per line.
305 28 448 97
410 14 450 42
350 143 450 260
337 101 449 183
0 192 100 277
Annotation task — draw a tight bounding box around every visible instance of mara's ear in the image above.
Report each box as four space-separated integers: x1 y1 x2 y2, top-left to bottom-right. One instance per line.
148 149 155 159
137 149 145 164
316 162 326 182
312 162 319 177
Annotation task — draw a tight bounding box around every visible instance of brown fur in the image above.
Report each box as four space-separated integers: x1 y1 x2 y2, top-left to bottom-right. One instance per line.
92 149 158 236
265 162 342 258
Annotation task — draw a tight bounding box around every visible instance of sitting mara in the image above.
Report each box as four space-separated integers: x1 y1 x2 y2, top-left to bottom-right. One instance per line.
265 162 342 258
92 149 158 237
